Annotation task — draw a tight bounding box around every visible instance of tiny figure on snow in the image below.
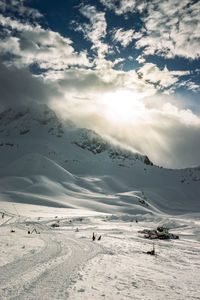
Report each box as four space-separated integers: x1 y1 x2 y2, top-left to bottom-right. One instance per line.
97 235 101 241
2 212 5 219
92 232 96 241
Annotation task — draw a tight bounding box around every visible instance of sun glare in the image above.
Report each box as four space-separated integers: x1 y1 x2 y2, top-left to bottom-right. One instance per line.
99 90 145 123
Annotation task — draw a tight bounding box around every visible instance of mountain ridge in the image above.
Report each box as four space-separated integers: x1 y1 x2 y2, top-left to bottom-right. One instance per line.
0 104 153 169
0 105 200 215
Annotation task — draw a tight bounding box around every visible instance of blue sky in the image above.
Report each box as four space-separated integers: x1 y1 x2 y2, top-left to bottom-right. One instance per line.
0 0 200 168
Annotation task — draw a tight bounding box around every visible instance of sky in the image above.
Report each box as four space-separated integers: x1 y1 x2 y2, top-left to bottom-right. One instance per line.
0 0 200 168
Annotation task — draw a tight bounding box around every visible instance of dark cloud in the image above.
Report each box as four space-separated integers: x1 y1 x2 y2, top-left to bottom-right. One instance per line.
0 62 61 111
0 0 43 20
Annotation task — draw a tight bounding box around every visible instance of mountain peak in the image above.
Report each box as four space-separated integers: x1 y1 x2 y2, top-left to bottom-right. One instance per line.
0 104 153 169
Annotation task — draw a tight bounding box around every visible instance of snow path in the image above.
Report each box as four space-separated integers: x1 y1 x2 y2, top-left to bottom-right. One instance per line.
0 226 103 300
0 205 200 300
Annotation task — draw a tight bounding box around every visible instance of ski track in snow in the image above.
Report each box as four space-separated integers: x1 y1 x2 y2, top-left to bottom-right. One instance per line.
0 207 200 300
0 218 103 300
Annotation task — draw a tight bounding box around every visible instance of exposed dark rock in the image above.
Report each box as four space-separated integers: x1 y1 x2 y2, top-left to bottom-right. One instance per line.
20 129 30 135
144 155 153 166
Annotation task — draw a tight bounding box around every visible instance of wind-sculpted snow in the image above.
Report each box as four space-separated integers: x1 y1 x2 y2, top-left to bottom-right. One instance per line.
1 153 74 181
0 152 200 215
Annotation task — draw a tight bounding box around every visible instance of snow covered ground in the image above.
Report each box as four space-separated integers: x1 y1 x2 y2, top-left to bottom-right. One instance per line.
0 202 199 300
0 106 200 299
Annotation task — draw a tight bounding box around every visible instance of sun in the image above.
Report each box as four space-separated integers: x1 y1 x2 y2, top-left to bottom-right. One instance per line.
99 90 145 123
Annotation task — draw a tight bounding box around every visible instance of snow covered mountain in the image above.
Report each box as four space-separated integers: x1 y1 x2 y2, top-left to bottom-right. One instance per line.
0 105 200 215
0 104 200 300
0 104 153 168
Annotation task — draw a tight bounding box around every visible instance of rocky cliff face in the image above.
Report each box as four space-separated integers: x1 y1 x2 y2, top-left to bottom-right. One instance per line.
73 128 153 166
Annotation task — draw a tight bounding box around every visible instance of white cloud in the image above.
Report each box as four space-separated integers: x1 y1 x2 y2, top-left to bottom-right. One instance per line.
136 0 200 60
136 55 145 64
178 80 200 92
0 15 92 70
112 28 135 47
77 5 109 59
137 63 191 90
101 0 200 61
100 0 146 15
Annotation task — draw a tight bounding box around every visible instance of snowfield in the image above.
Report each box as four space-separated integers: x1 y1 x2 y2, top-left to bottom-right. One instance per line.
0 105 200 299
0 203 200 300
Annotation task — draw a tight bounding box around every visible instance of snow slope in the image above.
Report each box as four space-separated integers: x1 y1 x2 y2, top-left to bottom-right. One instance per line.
0 105 200 216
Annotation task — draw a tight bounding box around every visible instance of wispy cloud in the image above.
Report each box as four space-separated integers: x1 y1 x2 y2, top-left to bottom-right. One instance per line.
112 28 135 47
100 0 146 15
101 0 200 60
178 80 200 92
136 0 200 60
138 63 190 90
74 4 109 60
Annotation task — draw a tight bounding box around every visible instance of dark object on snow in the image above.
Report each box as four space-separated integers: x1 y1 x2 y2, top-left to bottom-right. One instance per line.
147 243 155 255
98 235 101 241
51 223 60 228
139 226 179 240
92 232 96 241
157 226 168 233
147 250 155 255
136 219 138 223
139 199 149 207
2 213 4 219
10 229 15 233
28 230 31 234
